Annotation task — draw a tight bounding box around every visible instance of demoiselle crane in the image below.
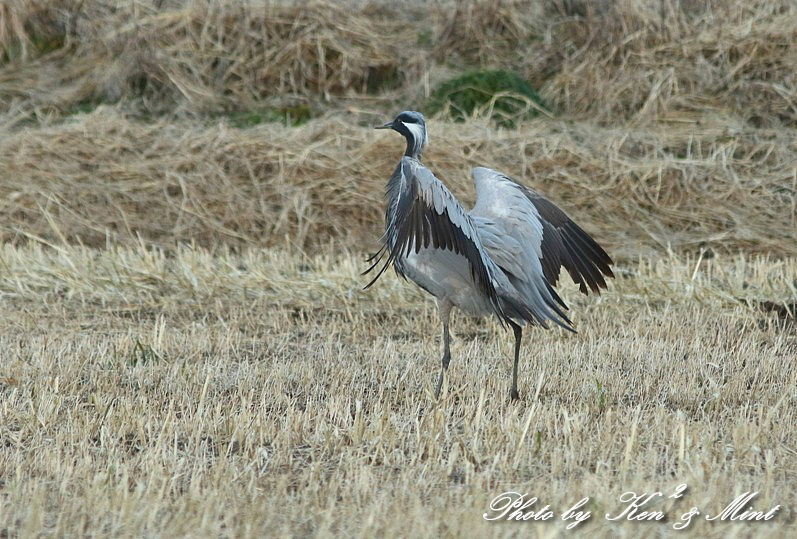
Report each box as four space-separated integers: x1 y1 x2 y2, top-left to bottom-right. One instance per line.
364 111 614 400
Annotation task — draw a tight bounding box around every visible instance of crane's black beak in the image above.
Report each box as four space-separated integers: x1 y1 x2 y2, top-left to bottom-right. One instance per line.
375 121 393 130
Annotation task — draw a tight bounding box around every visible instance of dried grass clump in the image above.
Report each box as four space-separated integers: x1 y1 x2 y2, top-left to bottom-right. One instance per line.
0 0 65 61
1 0 794 125
431 0 544 65
537 0 797 125
0 107 795 258
0 1 795 258
0 0 424 117
0 108 381 250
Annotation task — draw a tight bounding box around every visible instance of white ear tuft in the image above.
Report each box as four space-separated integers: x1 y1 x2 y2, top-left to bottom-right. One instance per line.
402 121 428 149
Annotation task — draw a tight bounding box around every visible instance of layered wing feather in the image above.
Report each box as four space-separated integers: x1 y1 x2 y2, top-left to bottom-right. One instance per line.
364 157 506 319
469 166 613 317
468 170 572 331
518 185 614 295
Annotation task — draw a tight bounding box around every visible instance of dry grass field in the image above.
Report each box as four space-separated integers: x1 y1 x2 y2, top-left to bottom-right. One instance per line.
0 247 795 536
1 0 796 537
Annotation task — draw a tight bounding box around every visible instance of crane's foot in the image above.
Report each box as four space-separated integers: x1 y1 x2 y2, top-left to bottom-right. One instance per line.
510 388 520 401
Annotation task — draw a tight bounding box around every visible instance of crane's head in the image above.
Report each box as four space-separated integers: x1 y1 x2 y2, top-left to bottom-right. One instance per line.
376 110 428 159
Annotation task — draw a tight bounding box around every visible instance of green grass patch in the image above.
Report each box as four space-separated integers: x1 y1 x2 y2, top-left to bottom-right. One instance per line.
68 98 107 116
427 69 550 127
1 27 65 64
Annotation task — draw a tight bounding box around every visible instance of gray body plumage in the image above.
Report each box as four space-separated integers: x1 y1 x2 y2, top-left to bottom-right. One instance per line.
365 111 614 399
388 158 504 317
380 158 569 328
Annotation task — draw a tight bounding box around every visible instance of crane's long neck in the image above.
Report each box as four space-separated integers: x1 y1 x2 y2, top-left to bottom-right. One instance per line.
402 123 426 159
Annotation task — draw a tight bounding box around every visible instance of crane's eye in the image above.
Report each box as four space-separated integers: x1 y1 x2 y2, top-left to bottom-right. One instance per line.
397 113 421 124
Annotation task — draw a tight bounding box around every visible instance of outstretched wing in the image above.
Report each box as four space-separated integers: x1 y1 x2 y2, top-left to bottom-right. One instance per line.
519 185 614 295
364 157 505 318
470 166 613 297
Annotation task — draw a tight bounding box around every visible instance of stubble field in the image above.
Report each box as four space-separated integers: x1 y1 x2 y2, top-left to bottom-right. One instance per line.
1 0 796 537
1 246 796 536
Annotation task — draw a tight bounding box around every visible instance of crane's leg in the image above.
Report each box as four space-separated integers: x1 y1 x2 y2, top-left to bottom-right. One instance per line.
508 320 523 401
434 300 452 399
